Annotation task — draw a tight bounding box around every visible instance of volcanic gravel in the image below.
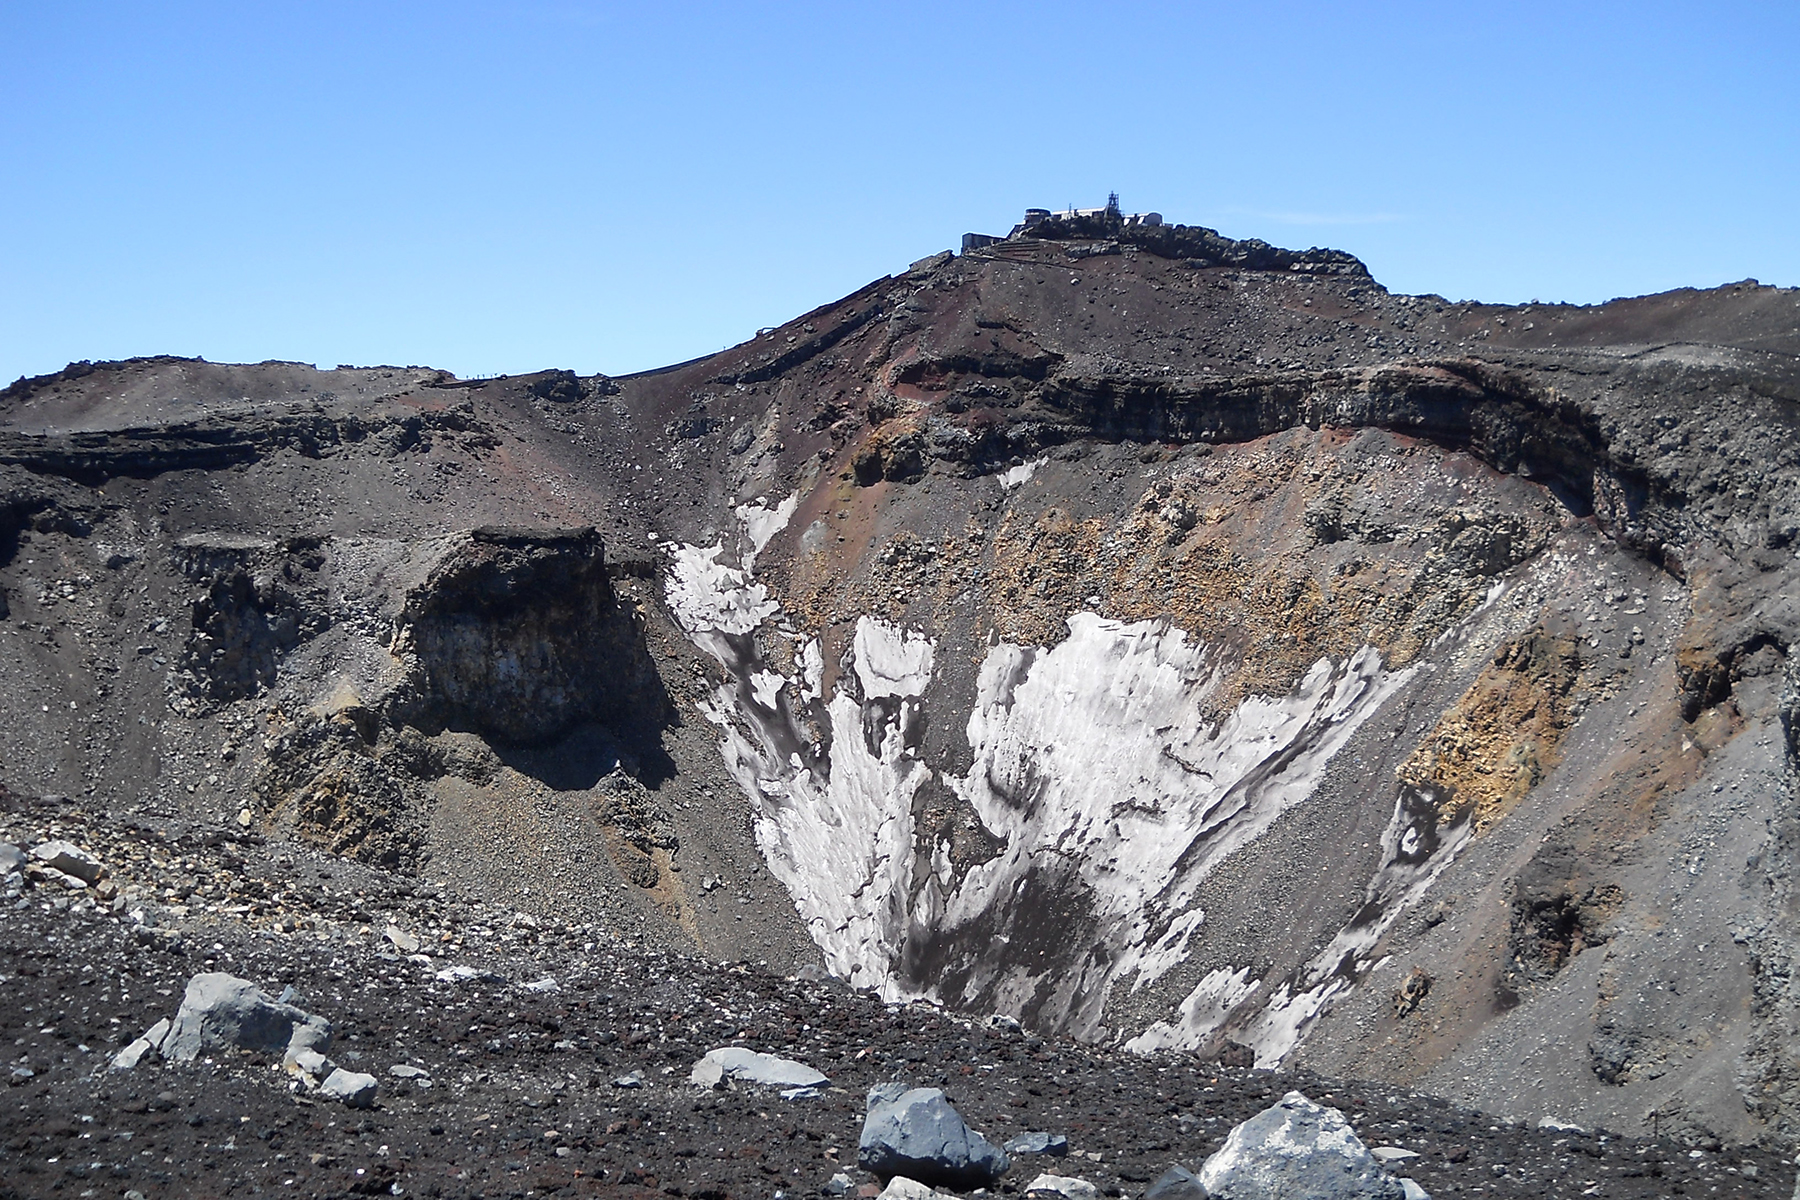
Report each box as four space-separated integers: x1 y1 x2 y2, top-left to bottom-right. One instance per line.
2 800 1792 1199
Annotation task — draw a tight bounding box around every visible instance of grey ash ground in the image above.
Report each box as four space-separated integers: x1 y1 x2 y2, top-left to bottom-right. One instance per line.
1 791 1790 1198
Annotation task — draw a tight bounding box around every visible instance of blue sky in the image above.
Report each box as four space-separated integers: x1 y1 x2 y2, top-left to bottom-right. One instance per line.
2 2 1795 382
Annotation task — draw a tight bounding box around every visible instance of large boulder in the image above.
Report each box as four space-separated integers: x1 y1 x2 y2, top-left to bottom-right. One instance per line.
859 1084 1010 1190
689 1046 829 1092
29 840 103 884
320 1067 379 1109
161 973 331 1063
1198 1092 1410 1200
1145 1165 1210 1200
1026 1174 1100 1200
1006 1131 1070 1157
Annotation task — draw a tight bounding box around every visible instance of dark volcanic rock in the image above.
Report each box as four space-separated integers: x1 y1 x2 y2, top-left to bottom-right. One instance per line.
0 806 1790 1199
859 1084 1012 1189
395 526 667 746
173 535 331 709
1146 1165 1212 1200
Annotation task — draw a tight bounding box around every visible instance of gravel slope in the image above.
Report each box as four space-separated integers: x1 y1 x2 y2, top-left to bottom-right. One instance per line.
2 789 1791 1199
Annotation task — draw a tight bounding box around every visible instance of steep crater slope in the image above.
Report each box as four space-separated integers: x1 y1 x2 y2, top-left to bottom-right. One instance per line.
0 361 812 966
3 220 1800 1151
623 223 1800 1148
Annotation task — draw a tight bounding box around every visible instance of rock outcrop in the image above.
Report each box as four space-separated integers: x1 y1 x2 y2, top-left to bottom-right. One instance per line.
159 972 331 1064
319 1067 380 1108
393 526 663 746
105 969 393 1110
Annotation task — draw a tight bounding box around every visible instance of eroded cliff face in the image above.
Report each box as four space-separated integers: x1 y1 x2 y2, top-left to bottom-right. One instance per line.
2 223 1799 1147
161 526 668 874
392 526 664 745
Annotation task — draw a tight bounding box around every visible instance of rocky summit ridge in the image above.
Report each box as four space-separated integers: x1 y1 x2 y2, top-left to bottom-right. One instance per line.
2 211 1800 1196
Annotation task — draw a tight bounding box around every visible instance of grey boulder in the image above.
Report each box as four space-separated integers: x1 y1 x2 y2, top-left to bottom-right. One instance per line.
285 1048 335 1082
859 1084 1010 1190
874 1180 936 1200
1006 1132 1070 1157
877 1180 939 1200
1198 1091 1407 1200
0 843 24 874
689 1046 829 1092
161 973 331 1063
320 1068 379 1108
1026 1174 1099 1200
110 1039 154 1072
110 1017 173 1072
1145 1165 1210 1200
286 1014 333 1057
29 840 103 884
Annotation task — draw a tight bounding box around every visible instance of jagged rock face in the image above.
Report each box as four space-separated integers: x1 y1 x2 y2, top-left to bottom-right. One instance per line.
2 225 1799 1147
131 523 667 870
394 526 661 746
0 357 803 962
173 535 332 710
233 528 672 870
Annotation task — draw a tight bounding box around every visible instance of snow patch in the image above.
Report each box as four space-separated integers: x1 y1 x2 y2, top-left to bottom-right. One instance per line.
706 616 935 996
796 638 824 703
998 457 1046 490
666 542 778 643
736 494 799 565
749 670 785 709
665 512 935 996
1125 967 1258 1054
853 620 934 698
1239 782 1474 1066
926 614 1418 1035
666 515 1455 1056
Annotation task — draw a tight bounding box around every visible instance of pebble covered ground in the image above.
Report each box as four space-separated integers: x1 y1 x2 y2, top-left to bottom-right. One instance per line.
3 792 1795 1199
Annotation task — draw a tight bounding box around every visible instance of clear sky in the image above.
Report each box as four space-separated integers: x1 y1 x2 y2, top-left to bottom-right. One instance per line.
2 2 1795 383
